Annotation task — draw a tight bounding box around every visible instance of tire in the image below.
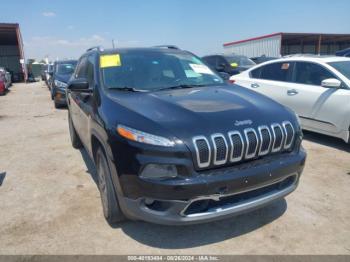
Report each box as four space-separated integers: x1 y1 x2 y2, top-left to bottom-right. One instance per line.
51 88 54 100
68 112 82 149
95 147 125 224
54 101 60 109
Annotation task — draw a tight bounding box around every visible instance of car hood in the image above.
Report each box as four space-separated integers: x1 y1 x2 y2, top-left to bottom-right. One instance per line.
106 85 296 142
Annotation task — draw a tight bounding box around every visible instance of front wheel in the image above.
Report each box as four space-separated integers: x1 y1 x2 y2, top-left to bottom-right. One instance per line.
95 147 125 224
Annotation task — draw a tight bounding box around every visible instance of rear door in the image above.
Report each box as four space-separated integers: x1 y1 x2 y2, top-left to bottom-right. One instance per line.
235 61 295 107
78 54 96 146
69 56 88 144
290 61 350 134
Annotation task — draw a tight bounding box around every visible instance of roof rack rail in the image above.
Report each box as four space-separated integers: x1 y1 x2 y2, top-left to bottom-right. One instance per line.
153 45 180 50
86 46 104 52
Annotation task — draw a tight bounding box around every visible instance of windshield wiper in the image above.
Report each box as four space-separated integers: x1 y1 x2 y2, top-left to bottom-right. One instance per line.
158 84 206 91
109 86 140 92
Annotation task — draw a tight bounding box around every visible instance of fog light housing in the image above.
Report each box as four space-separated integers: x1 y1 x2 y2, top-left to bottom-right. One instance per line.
140 164 178 179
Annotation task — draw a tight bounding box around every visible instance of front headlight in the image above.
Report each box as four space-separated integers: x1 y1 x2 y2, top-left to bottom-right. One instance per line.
117 124 175 147
54 80 68 88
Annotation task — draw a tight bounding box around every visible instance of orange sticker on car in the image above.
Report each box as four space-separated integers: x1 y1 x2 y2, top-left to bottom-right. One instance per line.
281 63 290 70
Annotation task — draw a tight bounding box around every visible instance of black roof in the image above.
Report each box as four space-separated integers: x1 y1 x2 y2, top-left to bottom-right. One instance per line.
54 60 78 64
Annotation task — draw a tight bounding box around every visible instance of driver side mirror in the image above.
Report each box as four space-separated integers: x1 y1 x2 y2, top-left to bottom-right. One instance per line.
321 78 341 88
67 78 91 93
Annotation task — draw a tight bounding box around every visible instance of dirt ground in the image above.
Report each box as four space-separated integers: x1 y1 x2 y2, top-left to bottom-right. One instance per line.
0 82 349 255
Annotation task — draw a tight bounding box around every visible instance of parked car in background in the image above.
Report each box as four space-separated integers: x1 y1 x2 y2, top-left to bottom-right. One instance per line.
41 64 48 81
202 54 256 76
230 56 350 143
0 70 6 95
66 46 306 225
50 60 77 108
251 55 278 64
336 47 350 57
45 63 54 88
0 67 12 89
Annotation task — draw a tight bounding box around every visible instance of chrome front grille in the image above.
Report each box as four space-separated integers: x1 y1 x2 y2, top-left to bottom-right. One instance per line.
193 121 295 169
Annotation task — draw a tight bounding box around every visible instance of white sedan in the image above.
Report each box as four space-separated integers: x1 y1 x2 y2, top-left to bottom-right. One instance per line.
230 56 350 143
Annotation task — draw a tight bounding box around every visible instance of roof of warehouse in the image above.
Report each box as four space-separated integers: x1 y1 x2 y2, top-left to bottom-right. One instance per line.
223 32 350 47
0 23 19 29
0 23 21 45
223 32 283 47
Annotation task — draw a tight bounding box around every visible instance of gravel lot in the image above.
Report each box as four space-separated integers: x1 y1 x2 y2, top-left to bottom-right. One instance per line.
0 82 349 255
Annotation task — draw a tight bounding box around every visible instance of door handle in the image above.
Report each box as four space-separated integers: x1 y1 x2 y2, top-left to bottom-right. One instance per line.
287 89 298 95
251 83 260 88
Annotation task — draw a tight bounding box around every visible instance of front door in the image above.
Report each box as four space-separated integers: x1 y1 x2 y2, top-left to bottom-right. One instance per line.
290 61 350 134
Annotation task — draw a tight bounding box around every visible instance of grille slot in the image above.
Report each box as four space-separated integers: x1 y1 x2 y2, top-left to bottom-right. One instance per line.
193 136 211 168
271 124 284 152
283 121 295 149
244 128 259 159
228 131 244 162
258 126 272 156
211 134 228 165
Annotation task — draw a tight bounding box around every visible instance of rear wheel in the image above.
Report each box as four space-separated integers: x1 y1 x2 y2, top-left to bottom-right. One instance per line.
68 112 82 149
54 100 61 109
95 147 125 224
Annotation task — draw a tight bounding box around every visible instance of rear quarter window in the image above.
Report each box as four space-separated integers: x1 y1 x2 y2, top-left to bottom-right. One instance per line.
259 62 292 82
250 67 262 78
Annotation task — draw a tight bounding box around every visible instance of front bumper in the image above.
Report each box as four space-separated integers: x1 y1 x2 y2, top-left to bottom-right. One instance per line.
117 148 306 225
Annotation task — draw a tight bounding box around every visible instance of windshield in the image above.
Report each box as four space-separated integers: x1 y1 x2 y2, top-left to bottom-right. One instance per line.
226 55 256 67
55 62 77 75
328 61 350 80
101 51 224 91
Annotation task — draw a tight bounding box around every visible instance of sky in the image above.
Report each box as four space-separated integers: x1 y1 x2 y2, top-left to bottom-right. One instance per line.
1 0 350 60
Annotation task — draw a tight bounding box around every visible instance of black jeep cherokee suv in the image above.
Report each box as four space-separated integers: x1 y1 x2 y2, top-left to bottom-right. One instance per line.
66 46 306 225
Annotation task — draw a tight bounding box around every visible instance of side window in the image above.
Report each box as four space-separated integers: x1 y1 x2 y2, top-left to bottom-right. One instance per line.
260 62 293 82
216 56 227 67
75 57 88 78
250 67 262 78
86 55 95 86
202 56 216 68
294 62 336 86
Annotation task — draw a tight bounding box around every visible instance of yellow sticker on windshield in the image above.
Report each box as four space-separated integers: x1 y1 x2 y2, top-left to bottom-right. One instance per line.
100 54 121 68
